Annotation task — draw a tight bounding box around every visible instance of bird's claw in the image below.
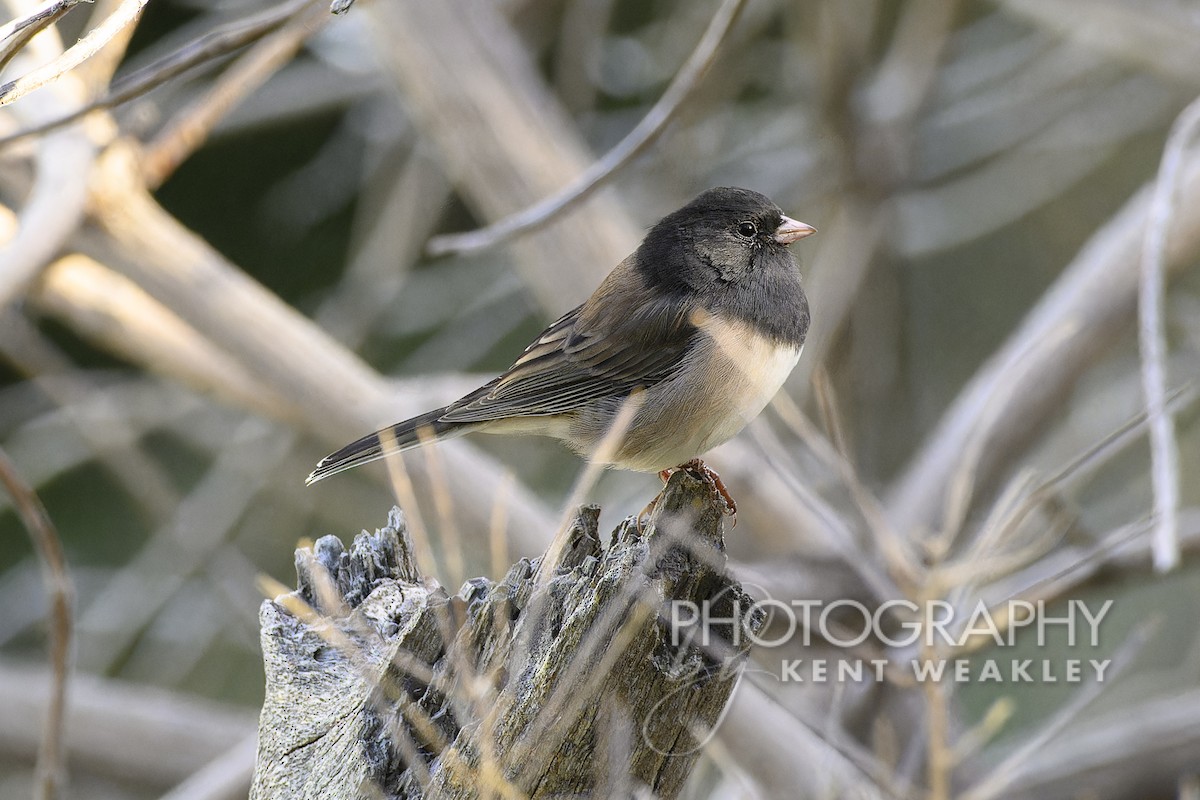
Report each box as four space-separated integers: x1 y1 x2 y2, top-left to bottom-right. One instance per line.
638 459 737 531
678 458 738 525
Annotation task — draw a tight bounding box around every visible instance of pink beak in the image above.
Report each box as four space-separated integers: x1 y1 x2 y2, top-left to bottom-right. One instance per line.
774 215 817 245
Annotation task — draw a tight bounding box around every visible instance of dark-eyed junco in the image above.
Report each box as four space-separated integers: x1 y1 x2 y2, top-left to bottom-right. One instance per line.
307 187 814 513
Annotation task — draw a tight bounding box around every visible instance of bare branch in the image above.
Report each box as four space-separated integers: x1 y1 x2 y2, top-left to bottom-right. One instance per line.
0 0 84 72
887 143 1200 536
0 0 319 150
157 735 256 800
0 0 150 107
424 0 748 257
364 0 641 310
140 1 330 188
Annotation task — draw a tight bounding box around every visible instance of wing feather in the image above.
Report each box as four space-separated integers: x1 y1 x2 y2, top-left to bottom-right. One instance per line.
439 278 696 424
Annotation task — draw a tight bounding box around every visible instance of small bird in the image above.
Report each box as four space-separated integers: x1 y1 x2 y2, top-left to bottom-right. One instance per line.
307 187 815 515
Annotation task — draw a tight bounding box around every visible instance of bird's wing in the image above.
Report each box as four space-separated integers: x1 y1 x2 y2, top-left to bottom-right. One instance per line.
439 290 697 423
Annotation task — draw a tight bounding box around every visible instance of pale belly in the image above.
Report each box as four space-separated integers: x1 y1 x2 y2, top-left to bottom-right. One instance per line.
606 321 802 472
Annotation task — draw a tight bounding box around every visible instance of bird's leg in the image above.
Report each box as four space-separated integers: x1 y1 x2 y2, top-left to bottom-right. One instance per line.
678 458 738 522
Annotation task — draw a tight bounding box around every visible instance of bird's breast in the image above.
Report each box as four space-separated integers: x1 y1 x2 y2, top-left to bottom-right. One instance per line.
597 312 801 472
694 312 801 437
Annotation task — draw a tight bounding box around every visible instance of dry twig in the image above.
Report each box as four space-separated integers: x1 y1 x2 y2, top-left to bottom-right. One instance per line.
0 0 149 107
425 0 749 257
140 1 330 188
0 447 73 800
0 0 320 149
0 0 85 72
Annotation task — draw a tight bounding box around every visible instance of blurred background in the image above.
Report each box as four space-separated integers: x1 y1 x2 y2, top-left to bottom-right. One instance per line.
0 0 1198 797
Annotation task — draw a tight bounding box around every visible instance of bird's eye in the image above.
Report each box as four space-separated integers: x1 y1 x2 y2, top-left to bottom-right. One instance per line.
737 221 758 238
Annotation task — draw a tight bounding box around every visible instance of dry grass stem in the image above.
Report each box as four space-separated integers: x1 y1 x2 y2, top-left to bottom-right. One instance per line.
0 446 73 800
1140 94 1200 573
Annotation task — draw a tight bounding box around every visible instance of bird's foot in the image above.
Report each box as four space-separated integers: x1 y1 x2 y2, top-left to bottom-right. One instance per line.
638 459 738 531
678 458 737 524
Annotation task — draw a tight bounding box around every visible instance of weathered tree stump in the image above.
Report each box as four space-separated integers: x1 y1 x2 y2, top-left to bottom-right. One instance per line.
251 470 764 799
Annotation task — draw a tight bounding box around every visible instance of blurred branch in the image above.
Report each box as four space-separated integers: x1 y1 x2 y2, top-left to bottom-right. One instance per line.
985 686 1200 800
962 618 1156 800
1140 94 1200 572
786 198 887 401
864 0 955 136
0 449 73 800
0 659 255 786
365 0 640 310
899 73 1173 257
0 0 84 72
83 140 414 423
922 43 1114 182
992 509 1200 613
796 0 958 409
425 0 748 257
0 14 97 310
78 417 289 673
0 0 149 107
997 0 1200 87
716 679 892 800
782 375 926 596
0 0 320 150
158 735 256 800
956 384 1197 577
179 58 386 137
140 0 330 188
745 419 905 602
30 254 300 420
887 143 1200 536
314 144 450 343
0 129 94 307
0 312 181 523
82 143 556 552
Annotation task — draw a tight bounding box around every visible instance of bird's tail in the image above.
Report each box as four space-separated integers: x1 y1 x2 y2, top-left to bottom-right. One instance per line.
306 407 466 485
